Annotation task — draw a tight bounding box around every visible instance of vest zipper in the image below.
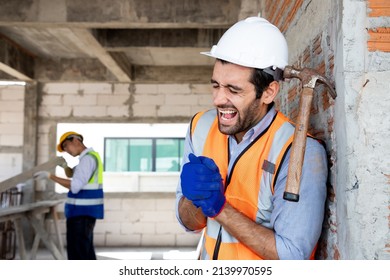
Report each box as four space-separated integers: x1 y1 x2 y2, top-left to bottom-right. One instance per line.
211 112 278 259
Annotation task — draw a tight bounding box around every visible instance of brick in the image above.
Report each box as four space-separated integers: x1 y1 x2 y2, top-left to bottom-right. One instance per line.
158 84 191 94
107 106 129 117
43 83 79 94
93 233 106 246
157 105 191 117
73 106 106 117
113 83 131 95
0 123 23 134
95 222 121 234
0 153 23 181
165 94 198 105
41 95 62 106
39 106 72 117
176 233 201 247
122 222 155 234
0 134 23 146
313 34 323 55
156 222 182 234
79 83 113 94
63 94 97 106
155 198 176 211
134 94 165 105
0 87 24 100
135 84 158 94
0 112 24 124
104 198 123 211
197 94 213 106
190 84 211 94
0 101 24 112
122 198 156 211
106 234 141 246
368 1 390 17
104 210 141 223
140 210 174 223
97 94 129 105
191 106 209 116
132 104 157 117
141 234 175 246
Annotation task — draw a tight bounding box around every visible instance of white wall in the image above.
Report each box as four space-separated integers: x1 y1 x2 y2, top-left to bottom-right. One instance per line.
0 85 25 182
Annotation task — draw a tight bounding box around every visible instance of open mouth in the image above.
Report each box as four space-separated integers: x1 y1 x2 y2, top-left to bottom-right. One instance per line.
218 109 238 121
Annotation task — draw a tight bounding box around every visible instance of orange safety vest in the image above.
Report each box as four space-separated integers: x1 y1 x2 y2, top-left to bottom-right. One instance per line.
190 109 297 260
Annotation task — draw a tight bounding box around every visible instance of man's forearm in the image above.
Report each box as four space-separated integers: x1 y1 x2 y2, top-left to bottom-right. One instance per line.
215 202 279 260
178 197 207 231
49 174 71 190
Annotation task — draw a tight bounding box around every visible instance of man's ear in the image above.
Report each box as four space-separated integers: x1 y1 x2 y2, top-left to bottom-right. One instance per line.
262 81 279 104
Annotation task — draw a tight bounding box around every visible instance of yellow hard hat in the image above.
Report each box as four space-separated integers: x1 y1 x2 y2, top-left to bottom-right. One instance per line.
57 131 83 152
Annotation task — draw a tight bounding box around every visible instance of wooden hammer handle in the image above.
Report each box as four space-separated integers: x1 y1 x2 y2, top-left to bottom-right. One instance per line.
284 87 314 202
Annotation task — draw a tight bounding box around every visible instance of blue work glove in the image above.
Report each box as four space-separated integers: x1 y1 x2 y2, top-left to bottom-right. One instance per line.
195 188 226 218
181 153 226 217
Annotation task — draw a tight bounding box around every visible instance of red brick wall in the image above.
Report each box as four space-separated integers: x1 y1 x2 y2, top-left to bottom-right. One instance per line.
367 0 390 52
262 0 389 260
262 0 337 259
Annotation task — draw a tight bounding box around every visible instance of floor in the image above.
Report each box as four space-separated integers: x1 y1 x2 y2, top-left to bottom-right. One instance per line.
12 246 199 260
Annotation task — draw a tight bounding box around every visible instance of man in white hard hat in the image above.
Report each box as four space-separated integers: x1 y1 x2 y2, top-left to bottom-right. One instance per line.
176 17 327 259
34 131 104 260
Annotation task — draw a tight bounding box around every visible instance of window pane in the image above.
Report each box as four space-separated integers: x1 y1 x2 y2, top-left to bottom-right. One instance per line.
105 139 129 171
129 139 152 171
156 139 180 172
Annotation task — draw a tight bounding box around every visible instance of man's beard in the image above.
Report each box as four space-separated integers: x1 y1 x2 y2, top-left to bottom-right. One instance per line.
217 100 261 136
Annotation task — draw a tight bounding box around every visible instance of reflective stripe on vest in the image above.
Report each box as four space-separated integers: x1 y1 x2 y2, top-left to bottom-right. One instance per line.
191 109 295 260
66 198 104 206
65 151 104 219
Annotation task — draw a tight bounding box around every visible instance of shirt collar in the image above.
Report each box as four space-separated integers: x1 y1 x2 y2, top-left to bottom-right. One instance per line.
79 147 93 158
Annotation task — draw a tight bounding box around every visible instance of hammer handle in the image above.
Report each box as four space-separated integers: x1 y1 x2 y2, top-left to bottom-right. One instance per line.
284 87 314 202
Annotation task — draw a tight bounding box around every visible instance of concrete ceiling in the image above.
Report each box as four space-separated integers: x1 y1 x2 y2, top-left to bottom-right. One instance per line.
0 0 261 83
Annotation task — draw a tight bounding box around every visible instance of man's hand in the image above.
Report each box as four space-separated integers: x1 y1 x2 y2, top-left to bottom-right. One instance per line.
33 171 51 180
181 153 226 217
195 187 226 217
59 161 68 169
64 167 73 178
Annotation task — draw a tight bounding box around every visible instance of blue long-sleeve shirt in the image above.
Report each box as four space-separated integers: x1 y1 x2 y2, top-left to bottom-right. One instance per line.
176 106 328 259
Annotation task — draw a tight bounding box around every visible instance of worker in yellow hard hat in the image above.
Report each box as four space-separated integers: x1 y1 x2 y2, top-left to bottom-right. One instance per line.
34 131 104 260
57 131 84 153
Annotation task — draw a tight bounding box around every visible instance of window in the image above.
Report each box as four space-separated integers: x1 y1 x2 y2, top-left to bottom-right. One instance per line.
104 138 185 172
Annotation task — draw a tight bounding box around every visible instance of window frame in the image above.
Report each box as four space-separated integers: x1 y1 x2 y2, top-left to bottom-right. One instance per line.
103 137 185 172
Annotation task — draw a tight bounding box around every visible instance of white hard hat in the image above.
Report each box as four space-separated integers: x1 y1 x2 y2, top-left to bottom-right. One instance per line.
201 17 288 74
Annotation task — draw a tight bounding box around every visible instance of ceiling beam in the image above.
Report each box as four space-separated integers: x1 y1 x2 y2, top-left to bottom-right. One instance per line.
0 0 243 28
0 36 34 81
70 28 132 82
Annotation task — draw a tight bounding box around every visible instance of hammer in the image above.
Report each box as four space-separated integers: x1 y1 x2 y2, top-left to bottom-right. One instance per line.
282 66 337 202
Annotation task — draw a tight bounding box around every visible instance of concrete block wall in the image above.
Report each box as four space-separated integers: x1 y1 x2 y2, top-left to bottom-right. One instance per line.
262 0 337 259
261 0 390 259
49 194 201 248
37 81 211 248
0 85 24 182
37 82 211 164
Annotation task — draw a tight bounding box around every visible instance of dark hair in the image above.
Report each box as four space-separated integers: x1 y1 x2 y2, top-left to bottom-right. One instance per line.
216 59 274 99
250 68 275 99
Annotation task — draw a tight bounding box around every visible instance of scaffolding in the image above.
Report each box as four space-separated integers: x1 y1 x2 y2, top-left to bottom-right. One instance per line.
0 186 22 259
